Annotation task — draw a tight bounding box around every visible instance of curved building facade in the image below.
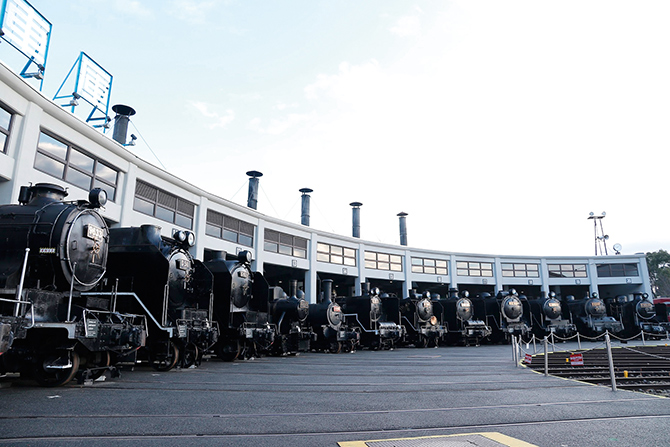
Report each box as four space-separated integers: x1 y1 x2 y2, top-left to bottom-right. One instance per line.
0 61 651 303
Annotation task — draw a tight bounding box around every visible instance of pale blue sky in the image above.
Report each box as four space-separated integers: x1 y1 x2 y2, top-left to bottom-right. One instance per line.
6 1 670 256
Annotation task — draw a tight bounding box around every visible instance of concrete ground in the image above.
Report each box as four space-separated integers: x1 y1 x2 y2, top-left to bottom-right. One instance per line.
0 339 668 447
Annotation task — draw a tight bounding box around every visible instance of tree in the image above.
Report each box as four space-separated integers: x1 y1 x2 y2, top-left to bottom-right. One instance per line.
646 250 670 297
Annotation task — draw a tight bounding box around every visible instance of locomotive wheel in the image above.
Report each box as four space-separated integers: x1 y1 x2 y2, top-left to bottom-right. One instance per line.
181 343 200 368
149 341 180 371
34 350 80 387
417 336 428 348
328 342 342 354
85 351 111 380
217 341 240 362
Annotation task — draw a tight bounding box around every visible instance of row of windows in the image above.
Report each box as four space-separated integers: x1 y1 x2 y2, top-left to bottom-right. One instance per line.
411 257 448 275
365 251 403 272
35 131 119 201
597 263 639 278
457 261 494 277
548 264 588 278
265 229 308 258
502 263 540 278
134 180 195 229
317 242 356 266
207 209 255 247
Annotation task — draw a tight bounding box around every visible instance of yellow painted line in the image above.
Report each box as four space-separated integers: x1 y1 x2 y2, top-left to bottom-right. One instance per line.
338 431 538 447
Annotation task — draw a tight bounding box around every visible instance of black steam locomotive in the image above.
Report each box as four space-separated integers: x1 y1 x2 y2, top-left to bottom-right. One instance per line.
433 289 491 346
269 282 313 355
565 292 623 337
480 290 531 342
607 293 670 338
102 225 218 370
399 291 444 347
205 250 275 361
0 183 146 386
528 291 576 338
335 285 404 350
307 279 359 353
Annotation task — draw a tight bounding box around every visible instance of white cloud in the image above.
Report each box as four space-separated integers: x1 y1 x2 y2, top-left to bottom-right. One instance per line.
113 0 153 17
190 101 234 128
247 112 315 135
390 15 421 37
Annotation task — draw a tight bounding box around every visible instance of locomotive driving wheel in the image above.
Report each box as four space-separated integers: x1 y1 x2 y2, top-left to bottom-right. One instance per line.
217 340 241 362
149 341 180 371
181 343 200 368
328 341 342 354
34 350 80 387
84 351 111 380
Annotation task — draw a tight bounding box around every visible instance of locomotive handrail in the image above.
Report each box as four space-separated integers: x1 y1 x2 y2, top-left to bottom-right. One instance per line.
401 315 417 332
0 296 34 328
342 313 376 333
81 292 174 338
15 248 30 317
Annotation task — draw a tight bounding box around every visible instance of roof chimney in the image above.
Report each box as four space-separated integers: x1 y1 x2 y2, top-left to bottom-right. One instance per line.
111 104 136 145
300 188 313 226
350 202 362 238
246 170 262 210
397 212 408 246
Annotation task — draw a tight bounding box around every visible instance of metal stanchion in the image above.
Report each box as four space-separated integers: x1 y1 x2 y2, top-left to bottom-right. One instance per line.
512 335 518 366
605 332 617 392
641 331 646 346
577 332 582 350
544 336 549 377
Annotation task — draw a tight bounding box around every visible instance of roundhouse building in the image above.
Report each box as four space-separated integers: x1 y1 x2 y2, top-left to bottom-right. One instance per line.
0 60 651 304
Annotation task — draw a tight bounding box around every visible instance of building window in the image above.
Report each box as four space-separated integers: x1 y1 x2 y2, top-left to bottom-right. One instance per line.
411 257 448 275
597 263 639 278
264 229 307 258
548 264 588 278
34 131 119 200
134 180 195 229
0 105 13 153
501 263 539 278
206 209 255 247
317 242 356 266
365 251 402 272
456 261 493 277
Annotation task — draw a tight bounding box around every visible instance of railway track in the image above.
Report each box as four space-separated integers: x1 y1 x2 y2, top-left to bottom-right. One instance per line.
526 345 670 396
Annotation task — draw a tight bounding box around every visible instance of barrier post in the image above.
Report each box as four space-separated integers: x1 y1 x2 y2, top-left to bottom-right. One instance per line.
577 332 582 350
641 331 646 346
532 335 537 354
605 332 617 392
512 336 518 366
544 336 549 377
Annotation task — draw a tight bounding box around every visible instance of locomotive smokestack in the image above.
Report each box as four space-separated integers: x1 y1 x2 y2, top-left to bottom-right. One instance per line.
300 188 313 226
397 212 408 246
350 202 362 238
111 104 136 145
290 279 298 298
322 279 333 304
246 171 263 210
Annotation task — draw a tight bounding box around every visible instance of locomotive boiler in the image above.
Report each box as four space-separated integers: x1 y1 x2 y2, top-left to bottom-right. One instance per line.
204 250 274 361
399 291 444 347
335 285 404 350
566 292 623 337
0 183 146 386
307 279 359 353
103 225 217 370
433 289 491 346
528 291 576 338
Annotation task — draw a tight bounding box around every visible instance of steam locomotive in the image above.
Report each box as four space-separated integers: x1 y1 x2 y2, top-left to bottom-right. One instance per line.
479 290 531 342
335 285 404 350
565 292 623 337
528 291 576 338
307 279 359 353
433 289 491 346
102 225 218 370
399 291 444 347
0 183 146 386
606 293 670 338
269 283 313 355
204 250 275 361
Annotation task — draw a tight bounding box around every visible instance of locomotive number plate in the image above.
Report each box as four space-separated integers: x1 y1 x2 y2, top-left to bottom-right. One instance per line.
176 259 190 271
85 224 105 241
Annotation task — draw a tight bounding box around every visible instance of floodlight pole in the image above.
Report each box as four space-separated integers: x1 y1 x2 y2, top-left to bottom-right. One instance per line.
588 212 608 256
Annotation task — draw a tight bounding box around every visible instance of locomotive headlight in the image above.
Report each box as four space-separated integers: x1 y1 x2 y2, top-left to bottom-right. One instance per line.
429 316 438 326
186 231 196 247
175 231 187 243
88 188 107 208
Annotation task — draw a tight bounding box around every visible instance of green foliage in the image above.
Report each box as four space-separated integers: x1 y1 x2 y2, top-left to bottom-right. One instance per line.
646 250 670 297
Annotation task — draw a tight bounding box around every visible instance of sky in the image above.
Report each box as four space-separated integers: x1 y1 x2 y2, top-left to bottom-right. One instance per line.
4 0 670 257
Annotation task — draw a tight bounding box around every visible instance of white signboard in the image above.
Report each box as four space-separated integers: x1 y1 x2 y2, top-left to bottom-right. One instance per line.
77 53 112 110
0 0 51 68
